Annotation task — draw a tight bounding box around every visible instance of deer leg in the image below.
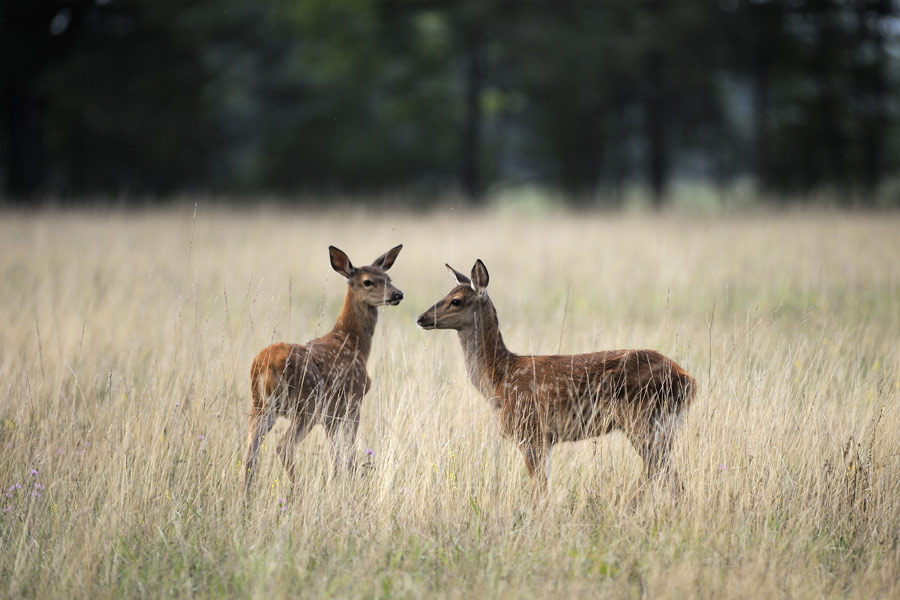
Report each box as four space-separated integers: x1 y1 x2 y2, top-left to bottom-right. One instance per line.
648 412 681 491
276 363 322 488
545 445 553 491
520 443 548 501
326 402 361 475
628 414 680 496
627 427 656 481
276 410 314 490
243 408 278 497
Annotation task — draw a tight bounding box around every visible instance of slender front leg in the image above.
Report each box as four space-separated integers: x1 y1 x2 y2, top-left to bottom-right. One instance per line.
326 399 361 475
244 408 277 498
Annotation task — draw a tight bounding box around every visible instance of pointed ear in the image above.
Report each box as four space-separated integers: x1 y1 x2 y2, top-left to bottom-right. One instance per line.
471 259 489 292
329 246 354 278
445 264 472 286
371 244 402 271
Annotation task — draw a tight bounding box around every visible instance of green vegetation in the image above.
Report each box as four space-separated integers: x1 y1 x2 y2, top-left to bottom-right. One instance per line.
3 1 899 204
1 207 898 597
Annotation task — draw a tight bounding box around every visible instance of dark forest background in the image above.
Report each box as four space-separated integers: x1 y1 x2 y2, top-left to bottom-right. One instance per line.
2 0 899 207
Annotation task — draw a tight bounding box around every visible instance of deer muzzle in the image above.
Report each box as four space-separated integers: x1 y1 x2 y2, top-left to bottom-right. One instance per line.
416 312 437 329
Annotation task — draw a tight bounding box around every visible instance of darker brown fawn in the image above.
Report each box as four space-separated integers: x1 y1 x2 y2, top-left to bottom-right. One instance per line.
244 245 403 495
417 260 696 498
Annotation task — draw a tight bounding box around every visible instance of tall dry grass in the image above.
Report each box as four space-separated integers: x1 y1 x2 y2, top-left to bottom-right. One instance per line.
0 206 898 598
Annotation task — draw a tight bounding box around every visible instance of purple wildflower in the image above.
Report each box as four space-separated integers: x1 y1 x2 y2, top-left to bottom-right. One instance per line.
365 449 375 457
30 469 38 477
718 464 727 471
197 435 205 441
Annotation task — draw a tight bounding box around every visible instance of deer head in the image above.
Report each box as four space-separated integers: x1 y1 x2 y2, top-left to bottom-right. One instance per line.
329 244 404 306
416 259 490 330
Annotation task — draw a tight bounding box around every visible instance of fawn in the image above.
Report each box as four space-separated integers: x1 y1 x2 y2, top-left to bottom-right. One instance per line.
244 245 403 495
416 259 696 499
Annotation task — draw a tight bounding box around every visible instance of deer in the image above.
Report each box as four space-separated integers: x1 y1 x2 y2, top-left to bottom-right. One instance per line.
244 244 403 497
416 259 696 501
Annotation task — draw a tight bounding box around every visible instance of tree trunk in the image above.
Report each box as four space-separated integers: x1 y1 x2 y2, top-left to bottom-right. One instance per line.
644 0 667 210
461 33 484 202
752 54 770 190
5 88 45 200
646 52 667 210
855 0 889 197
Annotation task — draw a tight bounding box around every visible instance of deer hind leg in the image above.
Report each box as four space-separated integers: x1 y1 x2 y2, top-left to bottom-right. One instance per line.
243 408 278 498
650 411 683 492
276 409 315 490
628 412 681 492
519 442 549 502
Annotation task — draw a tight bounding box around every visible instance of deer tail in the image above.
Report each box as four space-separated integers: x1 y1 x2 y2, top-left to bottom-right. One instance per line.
249 349 280 418
249 357 264 417
679 373 698 411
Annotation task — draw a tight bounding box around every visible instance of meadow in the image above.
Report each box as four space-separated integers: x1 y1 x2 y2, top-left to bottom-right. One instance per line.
1 206 898 598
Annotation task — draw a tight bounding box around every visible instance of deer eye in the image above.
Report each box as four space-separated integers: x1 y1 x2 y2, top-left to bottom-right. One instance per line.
450 298 461 306
363 280 373 288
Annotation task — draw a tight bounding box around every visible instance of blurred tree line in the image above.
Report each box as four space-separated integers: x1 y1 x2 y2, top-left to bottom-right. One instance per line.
1 0 898 206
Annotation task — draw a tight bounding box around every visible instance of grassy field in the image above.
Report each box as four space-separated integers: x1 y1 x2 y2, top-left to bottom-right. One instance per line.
1 206 898 598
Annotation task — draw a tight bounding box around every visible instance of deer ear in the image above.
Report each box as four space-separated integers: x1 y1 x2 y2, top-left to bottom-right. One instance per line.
471 259 489 292
329 246 354 278
445 264 471 286
371 244 402 271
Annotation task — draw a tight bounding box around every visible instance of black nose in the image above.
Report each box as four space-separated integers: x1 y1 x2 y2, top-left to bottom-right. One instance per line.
416 315 425 325
392 290 403 301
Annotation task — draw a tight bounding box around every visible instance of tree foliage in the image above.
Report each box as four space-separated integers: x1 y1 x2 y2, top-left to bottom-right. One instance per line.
1 0 898 204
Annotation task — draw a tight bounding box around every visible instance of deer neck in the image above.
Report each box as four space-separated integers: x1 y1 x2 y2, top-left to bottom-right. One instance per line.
457 296 512 399
331 287 378 361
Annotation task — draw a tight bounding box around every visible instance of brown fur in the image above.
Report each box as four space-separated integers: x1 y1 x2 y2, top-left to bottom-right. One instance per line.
244 245 403 496
417 260 696 498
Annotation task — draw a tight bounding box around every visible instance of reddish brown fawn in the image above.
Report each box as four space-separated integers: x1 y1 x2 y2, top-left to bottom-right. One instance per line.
244 245 403 496
416 259 696 500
